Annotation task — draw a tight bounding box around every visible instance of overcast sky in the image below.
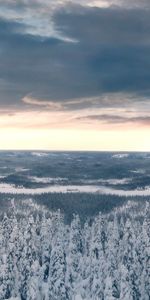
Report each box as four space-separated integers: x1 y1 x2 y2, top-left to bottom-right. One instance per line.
0 0 150 150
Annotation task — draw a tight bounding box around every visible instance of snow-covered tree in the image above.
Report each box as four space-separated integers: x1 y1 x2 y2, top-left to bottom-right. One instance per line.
48 217 67 300
89 214 105 300
66 214 83 299
106 215 120 298
27 260 40 300
0 201 149 300
120 264 133 300
104 275 116 300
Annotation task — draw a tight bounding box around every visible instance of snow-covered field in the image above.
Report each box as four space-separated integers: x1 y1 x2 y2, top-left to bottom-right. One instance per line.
0 182 150 196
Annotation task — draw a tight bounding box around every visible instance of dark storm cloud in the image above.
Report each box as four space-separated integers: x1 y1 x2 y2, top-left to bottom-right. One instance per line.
53 4 150 99
0 2 150 111
54 5 150 46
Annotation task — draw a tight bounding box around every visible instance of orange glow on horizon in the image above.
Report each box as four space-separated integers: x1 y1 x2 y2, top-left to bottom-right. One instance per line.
0 127 149 151
0 110 149 151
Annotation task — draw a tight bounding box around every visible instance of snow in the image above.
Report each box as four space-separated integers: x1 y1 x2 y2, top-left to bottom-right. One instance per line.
0 182 150 196
130 169 145 174
75 295 83 300
27 176 68 183
0 201 149 300
112 154 129 159
81 178 131 185
9 298 20 300
15 167 30 172
31 152 49 157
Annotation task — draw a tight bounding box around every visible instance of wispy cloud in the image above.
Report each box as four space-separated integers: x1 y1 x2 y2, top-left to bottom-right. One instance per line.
76 114 150 126
22 96 63 110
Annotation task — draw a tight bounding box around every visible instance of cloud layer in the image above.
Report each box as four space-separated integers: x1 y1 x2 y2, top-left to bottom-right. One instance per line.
0 0 150 128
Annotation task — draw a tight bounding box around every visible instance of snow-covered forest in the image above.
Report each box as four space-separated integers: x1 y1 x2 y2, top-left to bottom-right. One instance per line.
0 201 149 300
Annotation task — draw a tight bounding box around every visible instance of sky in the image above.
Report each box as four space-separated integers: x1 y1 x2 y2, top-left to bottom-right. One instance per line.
0 0 150 151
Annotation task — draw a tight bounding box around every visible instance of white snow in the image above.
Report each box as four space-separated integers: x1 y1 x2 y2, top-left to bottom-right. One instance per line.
75 295 83 300
15 167 30 172
0 182 150 196
112 154 129 159
9 298 20 300
27 176 68 183
130 169 145 174
81 178 131 185
31 152 49 157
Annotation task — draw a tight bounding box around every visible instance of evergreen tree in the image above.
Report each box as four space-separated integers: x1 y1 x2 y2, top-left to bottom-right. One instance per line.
107 215 120 298
104 275 116 300
27 260 40 300
120 264 133 300
89 214 105 300
48 218 67 300
66 214 82 299
0 202 149 300
81 222 91 300
140 205 150 300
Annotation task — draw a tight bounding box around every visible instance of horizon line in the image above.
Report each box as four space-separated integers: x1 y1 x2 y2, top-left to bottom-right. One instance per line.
0 149 150 153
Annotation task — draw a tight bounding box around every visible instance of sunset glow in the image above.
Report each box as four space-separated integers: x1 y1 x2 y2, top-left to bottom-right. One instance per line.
0 0 150 150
